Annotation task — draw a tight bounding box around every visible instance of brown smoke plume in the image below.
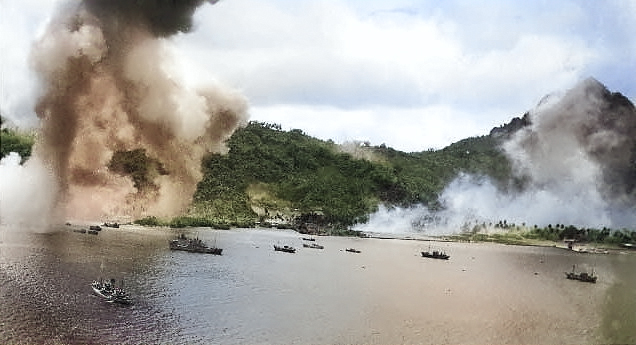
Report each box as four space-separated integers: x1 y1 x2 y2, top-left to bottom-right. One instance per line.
31 0 248 222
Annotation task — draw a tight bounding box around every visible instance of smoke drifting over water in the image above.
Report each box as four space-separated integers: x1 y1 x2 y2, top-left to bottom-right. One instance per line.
1 0 247 226
358 78 636 235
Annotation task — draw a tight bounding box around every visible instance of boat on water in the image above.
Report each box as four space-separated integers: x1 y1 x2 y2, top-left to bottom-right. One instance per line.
345 248 361 253
565 265 597 283
91 279 132 305
169 234 223 255
87 229 99 235
273 245 296 253
421 250 450 260
301 237 316 241
303 243 324 249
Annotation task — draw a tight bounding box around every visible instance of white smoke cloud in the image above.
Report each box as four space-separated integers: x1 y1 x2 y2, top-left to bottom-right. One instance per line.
0 152 58 229
358 79 636 235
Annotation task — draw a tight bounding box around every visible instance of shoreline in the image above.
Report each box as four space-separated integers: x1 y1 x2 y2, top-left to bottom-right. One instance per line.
59 221 634 256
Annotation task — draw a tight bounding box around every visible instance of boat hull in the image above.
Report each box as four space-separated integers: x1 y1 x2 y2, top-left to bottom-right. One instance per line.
421 252 450 260
169 238 223 255
565 272 597 283
274 245 296 253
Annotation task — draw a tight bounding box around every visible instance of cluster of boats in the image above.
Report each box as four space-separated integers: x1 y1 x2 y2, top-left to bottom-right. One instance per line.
91 279 132 305
87 229 600 307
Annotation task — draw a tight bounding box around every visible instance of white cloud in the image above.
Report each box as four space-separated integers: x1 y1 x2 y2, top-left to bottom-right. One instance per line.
0 0 59 127
2 0 635 151
250 103 494 151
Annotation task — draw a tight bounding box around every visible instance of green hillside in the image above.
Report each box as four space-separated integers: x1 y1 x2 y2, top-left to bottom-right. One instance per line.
174 121 514 232
0 115 515 233
0 117 35 163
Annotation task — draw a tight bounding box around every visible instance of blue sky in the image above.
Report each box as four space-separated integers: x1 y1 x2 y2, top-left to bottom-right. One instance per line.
1 0 635 152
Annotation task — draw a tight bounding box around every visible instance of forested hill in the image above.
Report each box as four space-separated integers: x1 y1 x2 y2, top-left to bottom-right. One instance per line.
1 115 517 231
175 120 516 231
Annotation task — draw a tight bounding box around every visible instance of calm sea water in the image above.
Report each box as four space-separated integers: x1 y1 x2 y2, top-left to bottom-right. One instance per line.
0 225 634 344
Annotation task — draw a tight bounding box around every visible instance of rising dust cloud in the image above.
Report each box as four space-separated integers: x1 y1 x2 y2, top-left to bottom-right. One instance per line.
0 0 248 227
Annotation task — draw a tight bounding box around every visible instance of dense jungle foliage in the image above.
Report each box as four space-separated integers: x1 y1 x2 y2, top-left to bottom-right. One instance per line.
0 115 519 231
0 116 35 163
3 115 635 242
182 120 515 230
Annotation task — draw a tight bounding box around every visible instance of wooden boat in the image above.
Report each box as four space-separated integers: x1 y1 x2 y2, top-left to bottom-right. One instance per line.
345 248 361 253
273 245 296 253
303 243 324 249
91 279 132 305
169 234 222 255
421 250 449 260
565 265 597 283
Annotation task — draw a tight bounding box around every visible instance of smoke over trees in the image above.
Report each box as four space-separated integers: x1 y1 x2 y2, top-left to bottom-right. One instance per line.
28 0 248 223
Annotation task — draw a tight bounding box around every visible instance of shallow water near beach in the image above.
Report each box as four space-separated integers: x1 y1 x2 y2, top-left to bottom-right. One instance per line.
0 225 634 344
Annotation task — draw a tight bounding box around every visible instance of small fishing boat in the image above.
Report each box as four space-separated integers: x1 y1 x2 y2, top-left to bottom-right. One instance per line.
421 250 449 260
301 237 316 241
303 243 324 249
169 234 222 255
91 279 132 305
565 265 597 283
345 248 361 253
273 245 296 253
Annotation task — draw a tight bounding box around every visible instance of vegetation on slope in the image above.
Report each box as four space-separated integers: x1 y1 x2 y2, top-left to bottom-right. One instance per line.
181 121 513 231
0 116 35 162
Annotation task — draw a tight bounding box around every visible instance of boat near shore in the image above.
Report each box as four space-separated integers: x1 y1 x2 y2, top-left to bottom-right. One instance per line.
345 248 361 253
169 234 223 255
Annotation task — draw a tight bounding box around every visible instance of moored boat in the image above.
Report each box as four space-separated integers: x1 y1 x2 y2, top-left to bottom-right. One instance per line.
345 248 361 253
421 250 449 260
303 243 324 249
274 245 296 253
565 265 597 283
169 234 223 255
